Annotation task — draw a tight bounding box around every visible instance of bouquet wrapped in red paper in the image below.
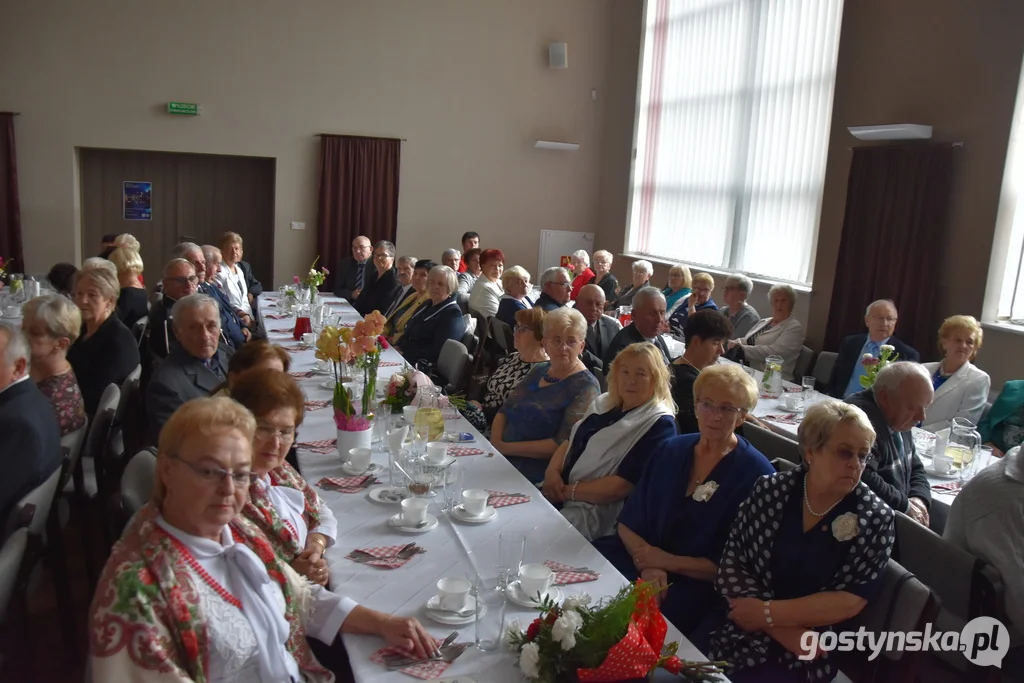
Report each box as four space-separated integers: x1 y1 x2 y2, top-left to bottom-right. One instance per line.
504 581 727 683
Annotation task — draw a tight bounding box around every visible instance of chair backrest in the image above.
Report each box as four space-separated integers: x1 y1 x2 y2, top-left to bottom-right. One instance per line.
793 345 815 382
59 418 90 489
114 364 142 425
0 527 28 618
131 316 149 343
120 449 158 516
489 317 513 355
770 457 798 473
5 466 62 539
437 339 471 392
812 351 838 388
84 383 121 465
743 422 802 463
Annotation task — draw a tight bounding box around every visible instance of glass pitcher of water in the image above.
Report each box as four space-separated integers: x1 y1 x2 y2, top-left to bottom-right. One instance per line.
947 417 981 479
761 355 784 398
412 385 445 444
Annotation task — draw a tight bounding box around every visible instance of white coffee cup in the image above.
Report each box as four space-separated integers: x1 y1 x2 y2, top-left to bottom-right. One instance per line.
783 394 802 411
932 451 954 474
400 498 429 525
347 447 372 472
403 405 418 425
301 332 316 345
518 563 554 599
425 442 449 464
461 489 489 517
436 577 472 612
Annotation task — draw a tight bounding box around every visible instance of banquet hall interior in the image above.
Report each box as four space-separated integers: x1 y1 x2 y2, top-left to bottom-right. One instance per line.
1 0 1024 681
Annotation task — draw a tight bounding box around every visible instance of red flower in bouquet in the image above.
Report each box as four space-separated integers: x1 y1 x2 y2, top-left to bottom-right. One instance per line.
526 618 542 642
377 335 390 350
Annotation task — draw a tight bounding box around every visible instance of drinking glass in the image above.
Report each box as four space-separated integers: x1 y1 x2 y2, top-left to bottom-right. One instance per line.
442 462 464 513
497 532 526 589
310 303 329 337
802 376 816 408
407 461 437 498
474 579 507 652
373 401 392 447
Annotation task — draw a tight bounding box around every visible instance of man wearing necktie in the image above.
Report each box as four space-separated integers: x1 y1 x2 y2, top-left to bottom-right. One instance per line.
384 256 418 318
576 284 621 376
826 299 920 397
333 235 373 301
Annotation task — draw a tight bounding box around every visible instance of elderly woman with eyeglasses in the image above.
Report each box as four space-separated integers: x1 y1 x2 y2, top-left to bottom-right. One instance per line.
22 294 87 437
89 397 436 682
595 363 773 642
569 249 596 301
662 264 693 317
606 260 653 311
711 400 895 683
727 283 805 381
214 231 263 330
398 265 467 368
921 314 991 432
668 271 718 340
495 265 533 330
468 248 505 318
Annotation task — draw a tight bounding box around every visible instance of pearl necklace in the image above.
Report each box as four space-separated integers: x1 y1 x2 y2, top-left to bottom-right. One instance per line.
803 478 842 518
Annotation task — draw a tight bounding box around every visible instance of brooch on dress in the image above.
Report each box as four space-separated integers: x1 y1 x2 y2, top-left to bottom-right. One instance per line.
692 481 719 502
831 512 859 542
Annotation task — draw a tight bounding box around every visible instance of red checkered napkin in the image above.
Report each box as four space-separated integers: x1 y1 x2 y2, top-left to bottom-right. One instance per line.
346 543 419 570
932 481 962 494
339 321 356 328
304 399 331 411
545 560 600 585
289 370 315 379
269 327 294 334
316 475 378 493
447 445 484 457
783 386 804 393
264 313 289 320
296 438 336 454
282 345 307 354
371 638 450 679
486 490 531 508
379 360 403 367
763 413 801 425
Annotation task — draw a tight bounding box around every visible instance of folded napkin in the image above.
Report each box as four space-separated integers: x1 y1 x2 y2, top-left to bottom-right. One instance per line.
269 327 294 334
296 438 337 454
379 360 403 367
339 321 357 328
762 413 801 425
304 399 331 411
289 370 315 379
486 490 531 508
264 313 289 320
447 445 485 457
371 639 450 679
317 475 378 493
783 386 804 393
544 560 600 586
932 481 962 494
346 543 420 569
282 345 308 354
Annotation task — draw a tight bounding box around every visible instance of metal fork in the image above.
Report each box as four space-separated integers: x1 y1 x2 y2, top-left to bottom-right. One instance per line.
382 632 458 667
386 643 469 670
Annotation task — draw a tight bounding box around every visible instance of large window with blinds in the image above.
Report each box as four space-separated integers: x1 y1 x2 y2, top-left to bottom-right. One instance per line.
993 58 1024 322
626 0 845 285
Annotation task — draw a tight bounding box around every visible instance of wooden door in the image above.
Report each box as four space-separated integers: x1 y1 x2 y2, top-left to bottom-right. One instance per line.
78 148 275 287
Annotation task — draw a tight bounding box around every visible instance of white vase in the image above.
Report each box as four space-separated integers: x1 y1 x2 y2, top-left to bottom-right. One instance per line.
337 427 373 458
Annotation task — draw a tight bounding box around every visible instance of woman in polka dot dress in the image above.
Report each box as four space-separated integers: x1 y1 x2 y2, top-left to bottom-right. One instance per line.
710 400 896 682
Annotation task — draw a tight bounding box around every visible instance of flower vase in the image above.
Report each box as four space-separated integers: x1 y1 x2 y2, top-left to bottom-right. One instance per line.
309 287 318 306
336 425 373 456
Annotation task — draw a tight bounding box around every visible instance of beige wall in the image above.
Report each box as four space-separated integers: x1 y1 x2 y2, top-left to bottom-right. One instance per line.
1 0 613 286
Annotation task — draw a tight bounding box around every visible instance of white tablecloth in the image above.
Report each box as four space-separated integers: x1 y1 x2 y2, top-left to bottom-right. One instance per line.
268 295 719 682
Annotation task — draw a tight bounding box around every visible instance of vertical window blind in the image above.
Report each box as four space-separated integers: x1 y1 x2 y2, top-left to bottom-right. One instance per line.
995 58 1024 321
627 0 845 285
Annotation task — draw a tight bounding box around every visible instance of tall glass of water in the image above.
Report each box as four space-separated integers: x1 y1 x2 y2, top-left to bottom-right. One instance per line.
497 532 526 589
474 579 507 652
442 462 464 513
802 376 816 408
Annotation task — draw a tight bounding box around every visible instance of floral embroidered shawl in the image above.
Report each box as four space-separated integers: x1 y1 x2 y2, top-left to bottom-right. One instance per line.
710 467 895 682
243 461 324 561
89 503 332 683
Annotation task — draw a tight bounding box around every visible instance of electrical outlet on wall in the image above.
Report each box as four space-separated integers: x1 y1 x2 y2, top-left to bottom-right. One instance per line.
290 222 306 230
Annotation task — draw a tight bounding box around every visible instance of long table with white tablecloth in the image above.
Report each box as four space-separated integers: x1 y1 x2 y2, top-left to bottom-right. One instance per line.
266 295 722 682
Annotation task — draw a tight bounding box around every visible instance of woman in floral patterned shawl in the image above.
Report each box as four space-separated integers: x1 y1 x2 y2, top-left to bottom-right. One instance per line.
231 368 337 586
711 400 896 683
89 396 434 682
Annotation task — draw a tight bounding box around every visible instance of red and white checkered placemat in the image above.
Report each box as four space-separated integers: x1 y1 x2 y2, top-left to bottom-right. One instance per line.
370 639 451 679
345 543 419 570
289 370 315 379
447 445 484 457
304 399 331 411
544 560 600 585
379 360 403 367
763 413 800 425
282 345 308 354
296 438 336 454
932 481 962 495
486 490 531 508
264 313 289 320
269 327 294 334
316 475 378 493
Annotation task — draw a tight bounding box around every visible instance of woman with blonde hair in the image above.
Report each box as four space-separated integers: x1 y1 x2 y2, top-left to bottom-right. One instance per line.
542 342 677 540
108 247 148 327
728 284 805 381
662 264 693 316
607 260 653 311
668 271 718 340
67 267 139 415
596 363 774 640
569 249 595 301
921 314 990 431
22 294 86 436
113 233 141 252
495 265 533 329
214 231 263 329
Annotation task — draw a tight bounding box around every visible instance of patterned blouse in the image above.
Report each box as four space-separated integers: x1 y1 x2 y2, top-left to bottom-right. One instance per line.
482 352 539 416
36 370 87 437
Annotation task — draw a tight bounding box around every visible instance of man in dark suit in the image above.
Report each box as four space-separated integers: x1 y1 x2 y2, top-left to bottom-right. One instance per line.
827 299 919 398
149 259 200 358
603 287 672 368
355 241 401 316
846 361 934 526
383 256 418 318
0 323 62 524
536 266 571 312
146 294 230 441
333 235 373 301
576 284 621 375
174 243 248 351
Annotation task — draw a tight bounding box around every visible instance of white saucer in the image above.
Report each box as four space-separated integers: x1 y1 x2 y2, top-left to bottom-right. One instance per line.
311 366 333 376
320 379 338 390
388 512 439 533
341 461 382 476
451 505 497 524
926 466 959 480
422 455 456 469
367 486 410 504
424 595 483 625
775 401 804 413
505 581 562 608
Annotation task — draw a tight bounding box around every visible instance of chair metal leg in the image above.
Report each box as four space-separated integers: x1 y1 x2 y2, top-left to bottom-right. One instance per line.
45 510 77 653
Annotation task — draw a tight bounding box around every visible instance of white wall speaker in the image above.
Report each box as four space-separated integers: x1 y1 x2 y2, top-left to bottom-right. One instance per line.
548 43 568 69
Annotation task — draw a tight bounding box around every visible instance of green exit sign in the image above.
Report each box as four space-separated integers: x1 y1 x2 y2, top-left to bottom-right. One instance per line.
167 102 199 115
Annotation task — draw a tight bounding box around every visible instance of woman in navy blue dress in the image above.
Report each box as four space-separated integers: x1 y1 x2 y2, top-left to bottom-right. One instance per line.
491 308 600 483
597 363 774 641
398 265 466 369
711 400 896 683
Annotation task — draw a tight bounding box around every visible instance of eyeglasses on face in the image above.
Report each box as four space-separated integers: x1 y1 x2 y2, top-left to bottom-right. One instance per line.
170 275 199 286
374 253 393 261
550 281 571 289
171 454 257 487
255 424 297 442
513 324 533 334
546 337 582 349
870 315 897 324
831 447 875 466
696 400 745 419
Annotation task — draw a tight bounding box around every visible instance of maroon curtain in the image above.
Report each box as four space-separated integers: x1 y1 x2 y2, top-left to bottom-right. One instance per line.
824 144 957 356
0 113 23 274
316 135 401 290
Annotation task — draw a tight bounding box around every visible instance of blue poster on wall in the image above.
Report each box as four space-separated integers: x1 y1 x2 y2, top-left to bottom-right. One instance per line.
123 181 152 221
